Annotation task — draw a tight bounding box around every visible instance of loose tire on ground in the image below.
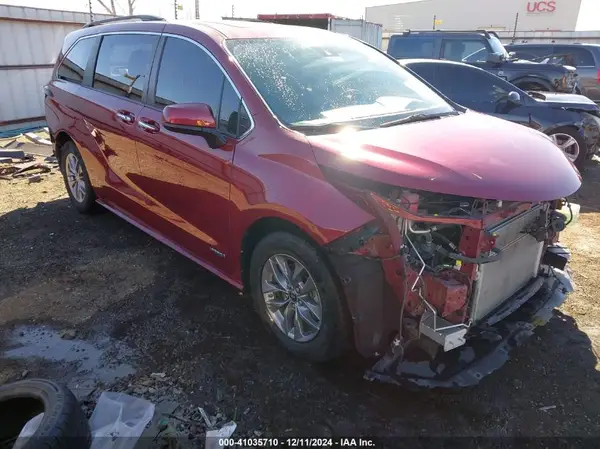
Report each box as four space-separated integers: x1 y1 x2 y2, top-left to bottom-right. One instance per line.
0 379 91 449
59 141 97 214
249 232 351 362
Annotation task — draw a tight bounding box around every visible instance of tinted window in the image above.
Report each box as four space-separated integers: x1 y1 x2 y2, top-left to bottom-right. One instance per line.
156 37 249 137
553 46 595 67
506 45 553 61
57 37 97 84
227 36 453 131
155 37 223 113
388 36 436 59
238 104 251 136
437 64 512 110
406 63 437 85
218 82 241 135
93 34 158 101
443 39 489 62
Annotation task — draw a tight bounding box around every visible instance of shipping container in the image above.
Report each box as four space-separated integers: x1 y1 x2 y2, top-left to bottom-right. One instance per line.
257 14 383 49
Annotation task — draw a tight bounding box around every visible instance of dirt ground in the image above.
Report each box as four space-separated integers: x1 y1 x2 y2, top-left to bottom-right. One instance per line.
1 153 599 441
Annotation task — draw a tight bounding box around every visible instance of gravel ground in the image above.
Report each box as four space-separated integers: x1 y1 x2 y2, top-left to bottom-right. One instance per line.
0 154 599 442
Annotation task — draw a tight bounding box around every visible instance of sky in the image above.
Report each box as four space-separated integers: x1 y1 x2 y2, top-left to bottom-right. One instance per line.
4 0 404 20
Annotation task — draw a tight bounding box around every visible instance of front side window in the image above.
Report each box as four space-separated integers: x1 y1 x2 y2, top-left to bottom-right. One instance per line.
444 39 489 62
437 65 514 110
57 37 97 84
155 37 250 137
93 34 158 101
226 35 453 132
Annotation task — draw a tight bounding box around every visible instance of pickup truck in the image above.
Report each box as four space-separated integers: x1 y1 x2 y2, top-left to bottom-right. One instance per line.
387 30 578 93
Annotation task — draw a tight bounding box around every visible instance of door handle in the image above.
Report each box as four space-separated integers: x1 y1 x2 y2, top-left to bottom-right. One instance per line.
116 110 134 124
138 119 160 133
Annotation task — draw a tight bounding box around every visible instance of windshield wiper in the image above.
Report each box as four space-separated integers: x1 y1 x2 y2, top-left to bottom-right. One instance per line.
288 122 372 134
379 111 460 128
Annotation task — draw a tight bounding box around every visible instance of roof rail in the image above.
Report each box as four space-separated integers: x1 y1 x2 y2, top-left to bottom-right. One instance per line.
403 29 493 38
83 15 165 28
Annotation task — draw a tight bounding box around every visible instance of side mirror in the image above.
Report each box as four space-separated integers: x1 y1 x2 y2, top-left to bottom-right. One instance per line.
162 103 226 148
508 91 522 104
486 52 504 64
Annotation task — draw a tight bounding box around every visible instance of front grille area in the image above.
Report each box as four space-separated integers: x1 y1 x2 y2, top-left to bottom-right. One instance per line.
471 205 545 323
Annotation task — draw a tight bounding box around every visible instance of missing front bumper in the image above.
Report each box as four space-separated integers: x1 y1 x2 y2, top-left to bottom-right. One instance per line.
365 267 573 389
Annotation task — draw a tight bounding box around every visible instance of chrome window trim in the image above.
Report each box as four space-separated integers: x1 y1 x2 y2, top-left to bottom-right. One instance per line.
62 30 254 140
162 33 255 140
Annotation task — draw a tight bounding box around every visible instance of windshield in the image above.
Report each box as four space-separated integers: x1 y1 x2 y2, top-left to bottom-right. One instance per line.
226 35 454 132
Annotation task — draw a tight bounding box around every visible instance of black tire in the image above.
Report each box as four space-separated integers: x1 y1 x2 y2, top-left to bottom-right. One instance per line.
0 379 91 449
59 141 97 214
547 126 587 168
249 232 351 362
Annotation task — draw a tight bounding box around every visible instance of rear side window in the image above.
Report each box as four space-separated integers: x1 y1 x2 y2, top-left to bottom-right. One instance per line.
553 46 595 67
443 39 489 62
155 37 251 137
93 34 158 101
57 37 97 84
388 36 436 59
506 45 552 61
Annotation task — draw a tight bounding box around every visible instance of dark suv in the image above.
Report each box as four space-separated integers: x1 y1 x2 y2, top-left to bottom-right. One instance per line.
45 16 580 388
387 30 578 94
505 43 600 103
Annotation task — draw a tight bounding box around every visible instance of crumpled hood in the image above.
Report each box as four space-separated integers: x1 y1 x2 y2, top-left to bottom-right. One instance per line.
308 111 581 202
533 92 600 112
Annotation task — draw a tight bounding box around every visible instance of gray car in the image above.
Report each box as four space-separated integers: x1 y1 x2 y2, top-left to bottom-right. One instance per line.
506 43 600 103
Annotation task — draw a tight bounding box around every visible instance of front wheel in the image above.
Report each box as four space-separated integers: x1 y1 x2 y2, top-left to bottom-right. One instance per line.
547 127 586 168
249 232 351 362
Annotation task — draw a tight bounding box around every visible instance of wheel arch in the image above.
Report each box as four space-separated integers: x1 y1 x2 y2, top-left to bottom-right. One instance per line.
240 216 336 294
510 75 553 91
52 130 75 161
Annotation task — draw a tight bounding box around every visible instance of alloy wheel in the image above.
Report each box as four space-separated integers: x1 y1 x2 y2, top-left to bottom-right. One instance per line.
65 153 86 203
550 133 580 163
260 254 323 342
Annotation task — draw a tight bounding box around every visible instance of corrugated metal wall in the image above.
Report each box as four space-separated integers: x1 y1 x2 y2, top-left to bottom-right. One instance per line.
0 4 113 131
330 19 383 48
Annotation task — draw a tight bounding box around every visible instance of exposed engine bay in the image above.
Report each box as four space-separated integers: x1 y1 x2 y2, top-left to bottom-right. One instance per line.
326 178 576 388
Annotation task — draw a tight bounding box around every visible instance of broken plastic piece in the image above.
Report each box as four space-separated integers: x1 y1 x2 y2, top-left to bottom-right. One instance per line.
206 421 237 449
13 413 44 449
89 392 155 449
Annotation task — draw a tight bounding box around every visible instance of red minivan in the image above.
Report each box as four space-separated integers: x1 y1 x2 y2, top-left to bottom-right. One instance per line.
45 16 581 388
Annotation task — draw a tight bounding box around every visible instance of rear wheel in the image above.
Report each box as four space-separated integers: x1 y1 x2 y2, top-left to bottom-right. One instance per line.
547 127 586 167
59 141 97 214
249 232 351 362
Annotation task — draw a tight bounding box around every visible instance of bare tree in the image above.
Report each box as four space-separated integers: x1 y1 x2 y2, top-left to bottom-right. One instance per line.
96 0 136 16
127 0 137 15
96 0 117 15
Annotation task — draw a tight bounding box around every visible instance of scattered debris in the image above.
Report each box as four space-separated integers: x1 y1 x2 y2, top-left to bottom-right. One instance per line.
539 405 557 412
59 329 77 340
24 132 52 146
0 149 25 158
28 174 41 183
151 372 167 379
0 157 12 163
21 370 30 379
198 407 213 429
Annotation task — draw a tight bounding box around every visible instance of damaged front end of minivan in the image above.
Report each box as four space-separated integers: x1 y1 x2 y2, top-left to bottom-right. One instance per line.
325 177 577 388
